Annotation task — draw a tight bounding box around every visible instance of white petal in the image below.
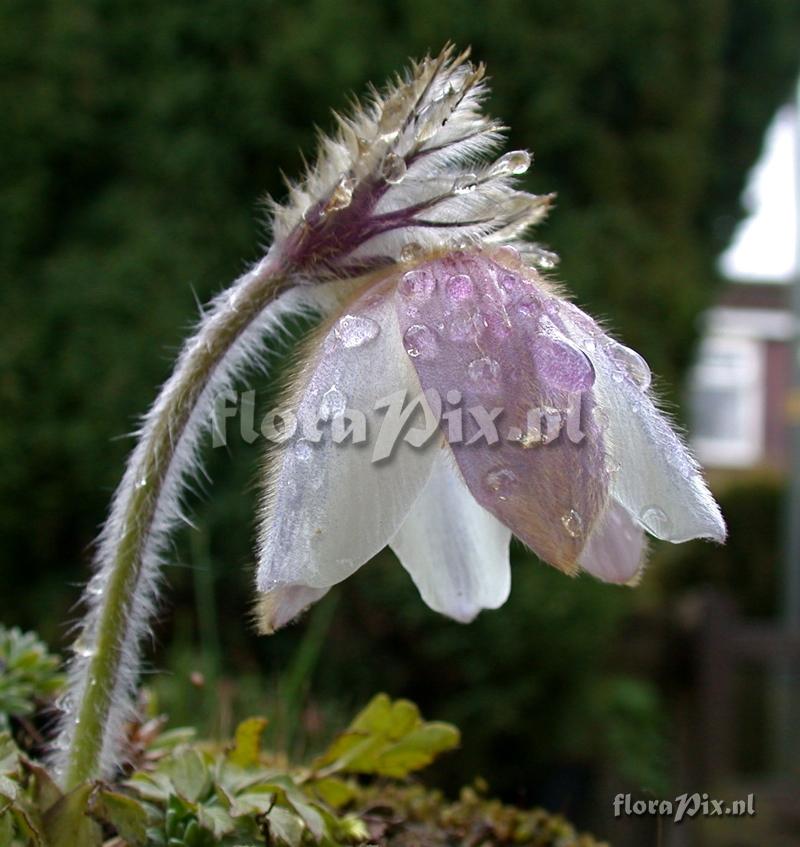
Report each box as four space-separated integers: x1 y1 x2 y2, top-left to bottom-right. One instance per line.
257 281 441 592
579 500 647 584
562 309 726 544
389 452 512 623
256 585 329 634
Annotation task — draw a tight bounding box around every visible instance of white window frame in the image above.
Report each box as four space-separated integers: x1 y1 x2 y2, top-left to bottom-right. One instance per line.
690 334 765 468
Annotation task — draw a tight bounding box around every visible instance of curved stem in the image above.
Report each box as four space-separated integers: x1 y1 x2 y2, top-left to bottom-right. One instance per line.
60 257 288 789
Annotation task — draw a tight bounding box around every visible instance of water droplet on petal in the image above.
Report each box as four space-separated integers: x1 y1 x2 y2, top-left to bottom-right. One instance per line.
399 269 436 301
453 173 479 194
334 314 381 348
498 271 523 304
639 505 672 538
467 356 501 384
445 273 474 301
530 248 559 270
561 509 583 538
403 324 439 359
319 386 346 420
495 244 523 268
607 340 652 390
484 467 517 500
381 152 407 184
135 477 148 490
400 242 425 263
490 149 531 176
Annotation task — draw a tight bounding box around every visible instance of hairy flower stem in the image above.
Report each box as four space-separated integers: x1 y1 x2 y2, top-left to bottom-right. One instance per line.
60 258 288 790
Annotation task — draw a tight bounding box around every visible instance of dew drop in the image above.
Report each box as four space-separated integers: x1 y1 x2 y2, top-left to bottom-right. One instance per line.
399 269 436 301
490 149 531 176
327 177 356 211
381 152 407 184
445 273 474 301
403 324 439 360
607 341 652 390
74 637 95 659
561 509 583 538
453 173 479 194
400 242 425 263
495 244 522 268
529 247 559 270
484 467 517 500
334 314 381 348
639 505 672 538
467 356 501 384
497 271 523 303
319 386 346 420
135 477 148 490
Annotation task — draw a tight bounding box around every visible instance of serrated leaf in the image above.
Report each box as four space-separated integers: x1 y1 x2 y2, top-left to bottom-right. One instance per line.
314 694 459 777
372 723 461 777
125 771 173 803
166 749 211 804
93 789 149 847
264 806 304 847
228 785 275 818
197 804 236 838
228 718 268 768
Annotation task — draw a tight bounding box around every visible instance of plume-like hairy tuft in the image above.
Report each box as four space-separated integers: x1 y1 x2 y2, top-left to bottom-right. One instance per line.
269 45 557 279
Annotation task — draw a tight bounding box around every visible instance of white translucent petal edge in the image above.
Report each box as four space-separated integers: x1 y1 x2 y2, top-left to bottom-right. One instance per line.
579 499 647 585
257 281 442 592
256 585 329 634
563 307 726 544
389 451 512 623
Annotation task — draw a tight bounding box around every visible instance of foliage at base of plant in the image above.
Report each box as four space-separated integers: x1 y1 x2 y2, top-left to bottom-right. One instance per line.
0 626 63 732
0 629 608 847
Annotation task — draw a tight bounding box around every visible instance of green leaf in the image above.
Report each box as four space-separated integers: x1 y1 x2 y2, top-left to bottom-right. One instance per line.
197 804 236 838
0 811 14 844
93 788 149 847
264 806 304 847
310 777 357 810
166 749 211 804
0 774 17 803
228 785 275 818
228 717 268 768
314 694 460 777
42 782 102 847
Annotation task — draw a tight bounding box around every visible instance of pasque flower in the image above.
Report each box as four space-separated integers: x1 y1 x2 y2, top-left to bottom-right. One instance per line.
58 45 724 786
255 47 725 629
256 246 725 629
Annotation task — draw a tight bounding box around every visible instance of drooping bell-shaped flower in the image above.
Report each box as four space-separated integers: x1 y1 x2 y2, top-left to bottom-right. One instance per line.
256 245 725 630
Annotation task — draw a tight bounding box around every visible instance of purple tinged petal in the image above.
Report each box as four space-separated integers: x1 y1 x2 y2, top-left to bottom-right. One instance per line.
394 249 610 573
579 500 647 585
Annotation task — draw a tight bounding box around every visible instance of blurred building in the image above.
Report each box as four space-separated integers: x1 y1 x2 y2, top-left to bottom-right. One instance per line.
690 104 797 472
690 279 794 470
